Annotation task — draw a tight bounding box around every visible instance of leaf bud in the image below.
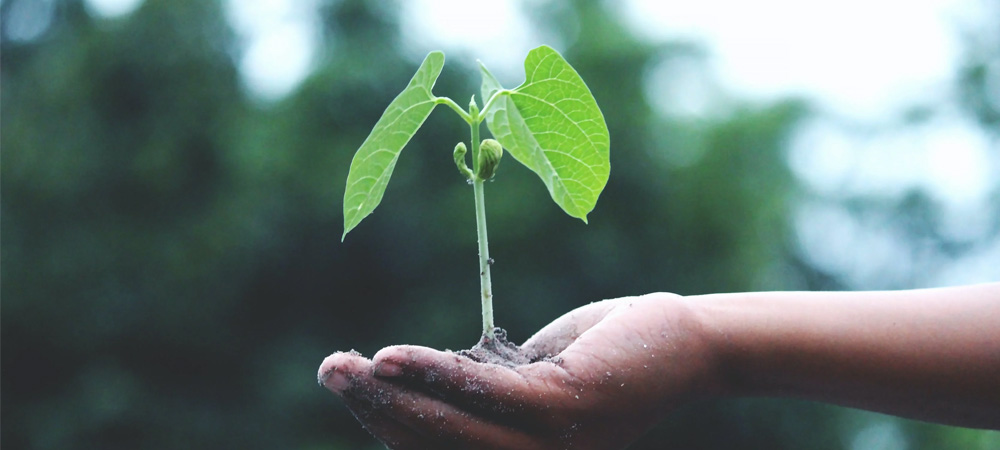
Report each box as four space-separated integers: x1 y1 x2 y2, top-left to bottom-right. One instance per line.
453 142 473 180
477 139 503 180
468 95 480 118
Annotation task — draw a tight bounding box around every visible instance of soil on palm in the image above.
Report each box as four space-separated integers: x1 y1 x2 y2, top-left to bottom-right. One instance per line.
457 327 533 368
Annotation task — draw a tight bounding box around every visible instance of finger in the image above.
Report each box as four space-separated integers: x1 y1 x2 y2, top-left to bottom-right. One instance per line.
362 383 546 450
345 400 428 450
322 352 546 449
318 352 428 449
521 300 617 359
371 346 572 416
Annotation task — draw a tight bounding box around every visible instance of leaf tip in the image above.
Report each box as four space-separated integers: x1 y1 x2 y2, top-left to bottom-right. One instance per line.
530 44 558 56
424 50 446 71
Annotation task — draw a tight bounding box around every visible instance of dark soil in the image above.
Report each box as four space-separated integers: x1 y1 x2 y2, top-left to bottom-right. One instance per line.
456 327 533 368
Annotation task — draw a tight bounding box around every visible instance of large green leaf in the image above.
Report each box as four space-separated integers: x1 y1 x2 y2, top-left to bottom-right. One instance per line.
342 51 444 240
481 45 610 223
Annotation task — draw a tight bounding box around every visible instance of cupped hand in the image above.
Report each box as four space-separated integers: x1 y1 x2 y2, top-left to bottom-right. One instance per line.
318 293 722 449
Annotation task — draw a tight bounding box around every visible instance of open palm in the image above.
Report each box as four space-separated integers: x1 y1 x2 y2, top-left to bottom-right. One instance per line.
319 293 719 449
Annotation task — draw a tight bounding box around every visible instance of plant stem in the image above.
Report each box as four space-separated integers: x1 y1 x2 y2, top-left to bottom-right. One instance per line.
473 177 494 335
468 106 494 336
435 97 472 122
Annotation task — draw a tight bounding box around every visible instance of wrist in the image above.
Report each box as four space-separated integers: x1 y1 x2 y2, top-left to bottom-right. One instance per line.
683 293 754 399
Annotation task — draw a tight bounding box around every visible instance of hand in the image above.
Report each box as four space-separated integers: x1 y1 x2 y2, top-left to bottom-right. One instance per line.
318 293 723 449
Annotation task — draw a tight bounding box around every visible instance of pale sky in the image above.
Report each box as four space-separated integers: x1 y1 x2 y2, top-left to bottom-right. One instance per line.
87 0 989 121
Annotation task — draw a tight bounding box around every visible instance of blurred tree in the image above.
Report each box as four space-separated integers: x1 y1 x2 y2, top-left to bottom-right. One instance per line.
2 0 996 449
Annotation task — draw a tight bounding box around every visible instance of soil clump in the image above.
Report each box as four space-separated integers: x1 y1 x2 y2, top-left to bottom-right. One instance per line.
456 327 533 368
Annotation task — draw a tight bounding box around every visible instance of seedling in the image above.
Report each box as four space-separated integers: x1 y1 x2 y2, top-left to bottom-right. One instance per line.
342 45 610 342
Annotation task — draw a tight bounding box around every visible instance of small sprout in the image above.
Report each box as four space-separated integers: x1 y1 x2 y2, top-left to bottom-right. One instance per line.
477 139 503 181
341 46 609 337
453 142 473 180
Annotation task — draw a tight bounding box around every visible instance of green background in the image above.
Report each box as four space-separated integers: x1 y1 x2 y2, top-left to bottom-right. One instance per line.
2 0 998 448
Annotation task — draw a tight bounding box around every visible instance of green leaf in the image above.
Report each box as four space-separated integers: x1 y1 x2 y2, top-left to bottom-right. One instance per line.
481 45 610 223
479 60 503 107
342 51 445 240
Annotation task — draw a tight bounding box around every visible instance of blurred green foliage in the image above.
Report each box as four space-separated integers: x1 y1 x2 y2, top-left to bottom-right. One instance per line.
2 0 997 449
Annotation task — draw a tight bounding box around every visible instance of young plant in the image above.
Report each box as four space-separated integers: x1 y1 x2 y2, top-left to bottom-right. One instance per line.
342 45 610 341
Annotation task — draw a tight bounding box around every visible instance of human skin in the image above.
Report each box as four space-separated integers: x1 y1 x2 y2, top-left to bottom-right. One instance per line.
318 283 1000 449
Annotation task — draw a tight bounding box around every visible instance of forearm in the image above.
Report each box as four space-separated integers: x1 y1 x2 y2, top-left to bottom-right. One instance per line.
688 283 1000 429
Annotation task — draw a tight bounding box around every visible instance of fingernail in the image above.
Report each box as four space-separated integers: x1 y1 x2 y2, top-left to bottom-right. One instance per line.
374 361 402 377
322 370 351 394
